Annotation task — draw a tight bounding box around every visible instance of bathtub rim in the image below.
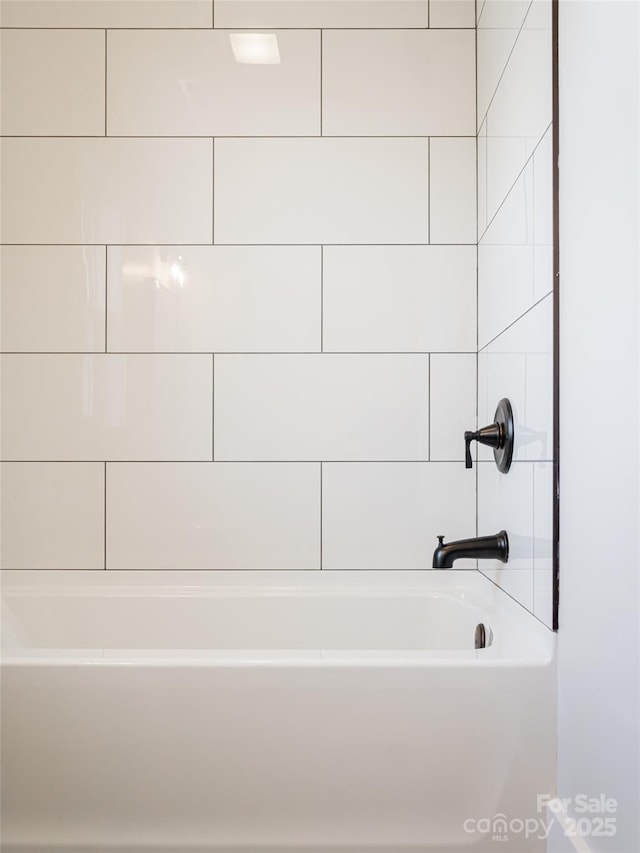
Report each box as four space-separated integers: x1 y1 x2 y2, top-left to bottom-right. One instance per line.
1 569 555 667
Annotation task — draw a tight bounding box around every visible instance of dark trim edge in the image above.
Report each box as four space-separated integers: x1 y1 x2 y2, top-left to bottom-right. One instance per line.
552 0 560 632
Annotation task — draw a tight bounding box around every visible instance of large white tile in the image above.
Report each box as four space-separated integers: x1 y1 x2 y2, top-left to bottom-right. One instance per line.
214 0 428 28
0 138 213 245
0 355 212 461
107 246 321 353
214 354 429 461
214 138 429 244
481 566 534 613
323 462 476 569
107 463 320 569
476 0 532 127
486 0 552 219
323 245 476 353
0 0 212 27
478 159 534 346
477 460 533 572
533 127 554 302
429 137 476 244
1 246 105 353
430 354 477 461
533 460 553 627
322 30 475 136
478 295 553 463
0 462 104 570
477 118 488 238
429 0 476 28
107 30 320 137
0 30 105 136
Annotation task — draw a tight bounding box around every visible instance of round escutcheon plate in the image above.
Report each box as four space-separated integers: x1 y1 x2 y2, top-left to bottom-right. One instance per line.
494 398 514 473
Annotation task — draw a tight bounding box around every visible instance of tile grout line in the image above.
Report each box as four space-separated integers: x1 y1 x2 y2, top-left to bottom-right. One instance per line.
0 134 477 140
212 138 215 244
478 291 553 352
476 0 534 134
475 0 479 547
211 352 216 462
104 245 108 352
479 122 552 243
0 26 477 31
103 461 107 570
319 462 323 570
427 354 431 461
0 243 478 248
104 30 107 136
0 351 481 356
427 137 431 244
2 459 501 465
319 29 323 136
320 246 324 352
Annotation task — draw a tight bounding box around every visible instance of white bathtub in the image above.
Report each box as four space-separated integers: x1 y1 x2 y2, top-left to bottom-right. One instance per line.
1 570 556 853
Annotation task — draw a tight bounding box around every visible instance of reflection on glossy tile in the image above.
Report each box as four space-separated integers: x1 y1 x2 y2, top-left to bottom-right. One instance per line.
214 138 429 244
322 30 475 136
478 461 533 571
533 127 554 302
0 30 105 136
0 0 212 27
476 0 531 127
323 463 476 569
477 119 488 238
107 463 320 569
533 461 553 627
214 355 429 461
0 355 212 461
478 160 534 347
1 246 106 353
107 30 320 136
485 0 552 219
323 246 476 353
0 139 213 245
214 0 429 28
108 246 321 353
481 566 534 613
429 137 476 244
430 355 477 461
0 462 104 570
478 295 553 463
429 0 476 28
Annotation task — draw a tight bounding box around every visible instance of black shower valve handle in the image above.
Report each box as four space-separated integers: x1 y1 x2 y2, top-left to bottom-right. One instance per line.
464 424 503 470
464 431 476 469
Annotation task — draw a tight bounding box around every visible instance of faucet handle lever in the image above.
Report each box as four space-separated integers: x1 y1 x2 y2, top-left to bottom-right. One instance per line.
437 535 445 546
464 398 515 474
464 424 502 469
464 431 477 469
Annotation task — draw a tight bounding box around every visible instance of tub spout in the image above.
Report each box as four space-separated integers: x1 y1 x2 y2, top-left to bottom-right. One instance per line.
432 531 509 568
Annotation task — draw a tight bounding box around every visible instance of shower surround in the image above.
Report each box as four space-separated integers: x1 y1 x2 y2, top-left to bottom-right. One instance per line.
1 0 481 578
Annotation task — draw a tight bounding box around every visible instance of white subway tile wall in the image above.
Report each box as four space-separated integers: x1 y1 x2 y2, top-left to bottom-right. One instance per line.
213 1 429 29
322 462 476 569
2 0 491 576
107 463 321 569
322 30 475 136
0 29 106 135
213 138 430 245
477 0 554 626
0 463 105 569
429 137 477 244
1 246 106 352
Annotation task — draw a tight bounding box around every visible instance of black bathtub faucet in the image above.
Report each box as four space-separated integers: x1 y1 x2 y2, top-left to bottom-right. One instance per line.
432 531 509 569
